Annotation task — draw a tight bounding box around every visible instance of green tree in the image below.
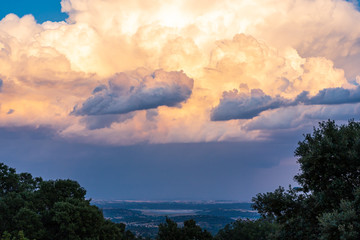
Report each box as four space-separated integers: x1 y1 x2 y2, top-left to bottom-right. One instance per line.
318 188 360 240
36 179 87 209
0 162 135 240
13 207 44 239
252 186 320 239
0 163 42 197
157 217 213 240
48 199 103 240
182 219 213 240
1 231 29 240
295 120 360 207
157 217 182 240
252 120 360 239
99 221 125 240
215 218 278 240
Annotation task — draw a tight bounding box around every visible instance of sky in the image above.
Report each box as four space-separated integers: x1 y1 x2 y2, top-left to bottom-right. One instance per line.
0 0 360 201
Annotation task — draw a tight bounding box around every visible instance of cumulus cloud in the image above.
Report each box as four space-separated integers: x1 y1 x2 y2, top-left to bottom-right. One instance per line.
296 86 360 105
72 69 193 116
146 109 159 121
211 88 292 121
0 0 360 145
247 0 360 80
243 103 360 131
81 113 135 130
212 86 360 121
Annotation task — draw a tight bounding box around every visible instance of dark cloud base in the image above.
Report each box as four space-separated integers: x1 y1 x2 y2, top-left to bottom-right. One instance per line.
0 126 297 201
73 69 193 116
212 86 360 121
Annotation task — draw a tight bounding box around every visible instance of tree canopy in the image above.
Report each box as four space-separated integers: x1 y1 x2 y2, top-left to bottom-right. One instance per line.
252 120 360 239
0 162 138 240
157 217 212 240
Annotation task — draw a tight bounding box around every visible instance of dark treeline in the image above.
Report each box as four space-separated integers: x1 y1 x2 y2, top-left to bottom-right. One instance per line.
0 163 139 240
1 120 360 239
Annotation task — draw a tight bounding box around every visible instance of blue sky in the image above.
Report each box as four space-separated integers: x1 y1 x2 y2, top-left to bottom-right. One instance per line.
0 0 67 23
1 0 360 201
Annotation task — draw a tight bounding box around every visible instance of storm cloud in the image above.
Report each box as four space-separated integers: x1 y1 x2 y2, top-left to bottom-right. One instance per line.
2 0 360 202
0 0 360 144
72 69 193 116
211 89 292 121
212 86 360 121
297 86 360 105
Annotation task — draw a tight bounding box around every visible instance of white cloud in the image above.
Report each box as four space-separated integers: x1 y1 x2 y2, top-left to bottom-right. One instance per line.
0 0 359 145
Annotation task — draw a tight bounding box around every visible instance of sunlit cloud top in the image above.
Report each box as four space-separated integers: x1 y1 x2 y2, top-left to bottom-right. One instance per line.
1 0 360 145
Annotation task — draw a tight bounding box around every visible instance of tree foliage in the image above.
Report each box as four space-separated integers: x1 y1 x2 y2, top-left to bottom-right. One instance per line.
1 231 29 240
318 188 360 240
157 217 212 240
295 120 360 206
252 120 360 239
0 162 139 240
215 218 277 240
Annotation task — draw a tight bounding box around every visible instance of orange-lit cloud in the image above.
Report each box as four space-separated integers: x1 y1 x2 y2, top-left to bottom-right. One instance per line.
0 0 360 145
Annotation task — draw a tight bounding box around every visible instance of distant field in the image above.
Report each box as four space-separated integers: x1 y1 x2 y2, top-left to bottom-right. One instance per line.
93 200 259 238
